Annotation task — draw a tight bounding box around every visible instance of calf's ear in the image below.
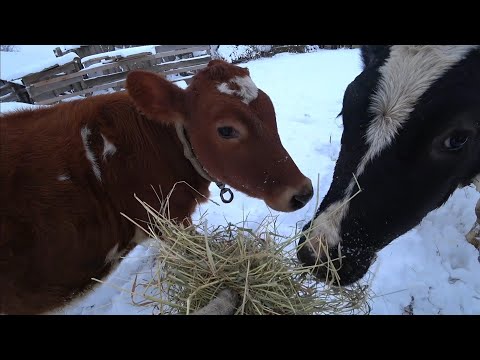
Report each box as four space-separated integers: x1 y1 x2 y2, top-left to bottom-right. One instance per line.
126 70 186 124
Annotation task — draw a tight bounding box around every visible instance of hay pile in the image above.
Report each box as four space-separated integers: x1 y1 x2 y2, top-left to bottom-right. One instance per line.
123 192 370 315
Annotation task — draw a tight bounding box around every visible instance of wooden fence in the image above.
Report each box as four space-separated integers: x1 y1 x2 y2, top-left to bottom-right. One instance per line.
0 80 31 103
1 45 211 106
1 45 362 106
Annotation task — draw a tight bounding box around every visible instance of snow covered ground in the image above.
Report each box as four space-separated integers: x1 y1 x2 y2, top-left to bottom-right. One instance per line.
1 46 480 315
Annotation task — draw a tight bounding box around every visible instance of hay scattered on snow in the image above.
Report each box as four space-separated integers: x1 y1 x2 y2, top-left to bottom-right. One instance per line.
122 190 371 315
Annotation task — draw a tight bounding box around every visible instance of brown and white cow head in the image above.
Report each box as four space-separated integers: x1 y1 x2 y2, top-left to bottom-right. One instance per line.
127 60 313 212
298 45 480 285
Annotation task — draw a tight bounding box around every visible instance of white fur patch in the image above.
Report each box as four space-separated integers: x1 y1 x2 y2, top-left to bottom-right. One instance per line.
217 75 259 104
363 45 479 173
105 243 120 264
471 174 480 192
101 133 116 160
307 45 480 255
57 174 70 181
310 200 347 247
306 193 354 257
80 126 101 182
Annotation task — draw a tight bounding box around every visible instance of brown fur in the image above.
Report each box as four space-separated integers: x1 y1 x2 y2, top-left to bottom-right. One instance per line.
0 60 312 314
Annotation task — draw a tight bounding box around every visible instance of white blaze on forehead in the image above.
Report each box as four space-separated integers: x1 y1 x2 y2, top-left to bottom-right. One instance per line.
363 45 480 174
217 75 259 104
306 45 480 255
101 133 116 160
57 174 70 181
80 126 101 182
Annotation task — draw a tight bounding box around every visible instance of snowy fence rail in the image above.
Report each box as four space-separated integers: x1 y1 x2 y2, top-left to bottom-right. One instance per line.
3 45 212 106
0 80 31 103
53 45 141 59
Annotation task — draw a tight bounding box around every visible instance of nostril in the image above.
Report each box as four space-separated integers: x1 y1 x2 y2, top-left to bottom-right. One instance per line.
293 186 314 206
290 189 313 210
294 193 310 206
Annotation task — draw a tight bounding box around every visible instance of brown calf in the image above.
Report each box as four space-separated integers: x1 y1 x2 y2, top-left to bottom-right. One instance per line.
0 60 313 314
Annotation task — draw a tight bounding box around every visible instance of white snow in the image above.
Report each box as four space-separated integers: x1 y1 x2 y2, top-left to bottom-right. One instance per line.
217 45 272 63
61 45 82 51
1 51 79 82
81 45 159 63
2 46 480 315
192 50 207 57
0 101 46 114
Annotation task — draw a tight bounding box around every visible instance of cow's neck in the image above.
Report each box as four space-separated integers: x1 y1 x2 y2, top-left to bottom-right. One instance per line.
173 123 234 205
99 107 211 225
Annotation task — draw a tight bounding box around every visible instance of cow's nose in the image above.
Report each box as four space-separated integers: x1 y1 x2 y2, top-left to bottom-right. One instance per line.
290 181 314 210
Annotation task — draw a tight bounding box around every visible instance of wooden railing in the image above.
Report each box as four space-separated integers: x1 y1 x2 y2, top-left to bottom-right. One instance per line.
1 45 212 106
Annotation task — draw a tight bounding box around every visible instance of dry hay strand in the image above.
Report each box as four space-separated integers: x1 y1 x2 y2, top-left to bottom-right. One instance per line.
121 179 370 315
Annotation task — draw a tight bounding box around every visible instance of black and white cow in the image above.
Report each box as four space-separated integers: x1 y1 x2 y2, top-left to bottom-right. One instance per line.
298 45 480 285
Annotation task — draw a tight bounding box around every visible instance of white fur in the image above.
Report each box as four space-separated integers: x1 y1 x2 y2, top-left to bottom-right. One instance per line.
80 126 101 182
101 133 116 160
105 243 120 264
57 174 70 181
363 45 479 173
471 174 480 192
217 75 259 104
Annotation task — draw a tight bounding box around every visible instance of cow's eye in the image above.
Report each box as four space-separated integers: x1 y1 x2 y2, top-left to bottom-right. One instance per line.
443 133 469 151
217 126 239 139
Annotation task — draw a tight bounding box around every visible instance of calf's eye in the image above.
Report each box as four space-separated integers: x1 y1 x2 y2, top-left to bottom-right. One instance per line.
217 126 239 139
443 134 469 151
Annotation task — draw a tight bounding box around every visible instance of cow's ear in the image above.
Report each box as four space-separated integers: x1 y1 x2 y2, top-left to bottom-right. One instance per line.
126 70 186 124
361 45 391 69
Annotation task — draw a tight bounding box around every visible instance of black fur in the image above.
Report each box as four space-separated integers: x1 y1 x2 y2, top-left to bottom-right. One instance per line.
298 46 480 285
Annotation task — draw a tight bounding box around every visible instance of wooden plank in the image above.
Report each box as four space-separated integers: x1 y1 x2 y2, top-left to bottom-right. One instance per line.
27 76 87 97
22 60 81 85
37 72 195 105
36 64 203 106
83 56 120 69
29 57 86 101
0 84 13 97
30 48 211 105
31 85 79 103
153 55 211 72
84 71 128 88
37 60 209 106
32 90 61 103
27 47 209 90
0 92 20 102
0 82 30 102
30 53 211 90
83 51 155 70
160 63 208 76
82 56 210 89
151 45 209 59
37 79 126 104
155 45 209 52
29 54 157 88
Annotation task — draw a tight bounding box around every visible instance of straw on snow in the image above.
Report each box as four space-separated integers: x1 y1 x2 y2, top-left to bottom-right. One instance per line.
122 178 370 315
